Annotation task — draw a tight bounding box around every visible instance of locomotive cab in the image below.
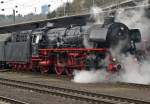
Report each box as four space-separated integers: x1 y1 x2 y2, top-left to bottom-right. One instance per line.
31 28 47 56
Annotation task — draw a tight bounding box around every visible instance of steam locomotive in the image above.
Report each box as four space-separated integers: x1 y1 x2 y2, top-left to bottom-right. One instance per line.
0 17 141 78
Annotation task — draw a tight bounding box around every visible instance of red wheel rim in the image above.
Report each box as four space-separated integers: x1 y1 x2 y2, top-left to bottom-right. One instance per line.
40 67 49 73
55 66 64 76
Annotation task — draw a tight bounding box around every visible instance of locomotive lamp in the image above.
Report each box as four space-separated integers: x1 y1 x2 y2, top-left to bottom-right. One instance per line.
112 58 117 62
108 56 122 72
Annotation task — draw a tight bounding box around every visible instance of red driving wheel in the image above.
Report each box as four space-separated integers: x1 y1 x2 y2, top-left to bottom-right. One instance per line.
55 65 64 77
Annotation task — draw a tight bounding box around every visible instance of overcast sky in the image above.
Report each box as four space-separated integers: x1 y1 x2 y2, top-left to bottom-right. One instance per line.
0 0 73 15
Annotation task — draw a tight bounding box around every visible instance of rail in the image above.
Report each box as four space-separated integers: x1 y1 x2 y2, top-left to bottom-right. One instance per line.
0 78 149 104
0 96 28 104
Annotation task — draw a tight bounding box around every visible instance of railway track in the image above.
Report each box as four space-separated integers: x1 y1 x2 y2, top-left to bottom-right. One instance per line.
0 96 28 104
117 82 150 89
0 78 149 104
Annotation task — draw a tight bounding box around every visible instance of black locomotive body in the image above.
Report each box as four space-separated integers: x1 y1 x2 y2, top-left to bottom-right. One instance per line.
0 16 141 77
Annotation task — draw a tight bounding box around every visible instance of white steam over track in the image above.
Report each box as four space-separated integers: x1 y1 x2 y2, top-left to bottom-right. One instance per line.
73 0 150 84
73 70 108 83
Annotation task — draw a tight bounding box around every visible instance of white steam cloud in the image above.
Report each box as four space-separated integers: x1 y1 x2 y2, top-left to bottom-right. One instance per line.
119 55 150 84
90 6 104 24
73 70 108 83
83 6 105 48
113 0 150 84
115 0 150 41
73 0 150 84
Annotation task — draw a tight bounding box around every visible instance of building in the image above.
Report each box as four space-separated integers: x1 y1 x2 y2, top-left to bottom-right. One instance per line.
41 5 49 14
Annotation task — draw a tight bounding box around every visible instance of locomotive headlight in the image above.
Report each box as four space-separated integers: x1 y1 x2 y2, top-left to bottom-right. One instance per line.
120 27 124 30
112 58 116 62
134 58 138 62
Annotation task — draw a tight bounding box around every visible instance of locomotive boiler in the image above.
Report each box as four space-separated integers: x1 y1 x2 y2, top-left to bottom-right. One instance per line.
0 17 141 78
